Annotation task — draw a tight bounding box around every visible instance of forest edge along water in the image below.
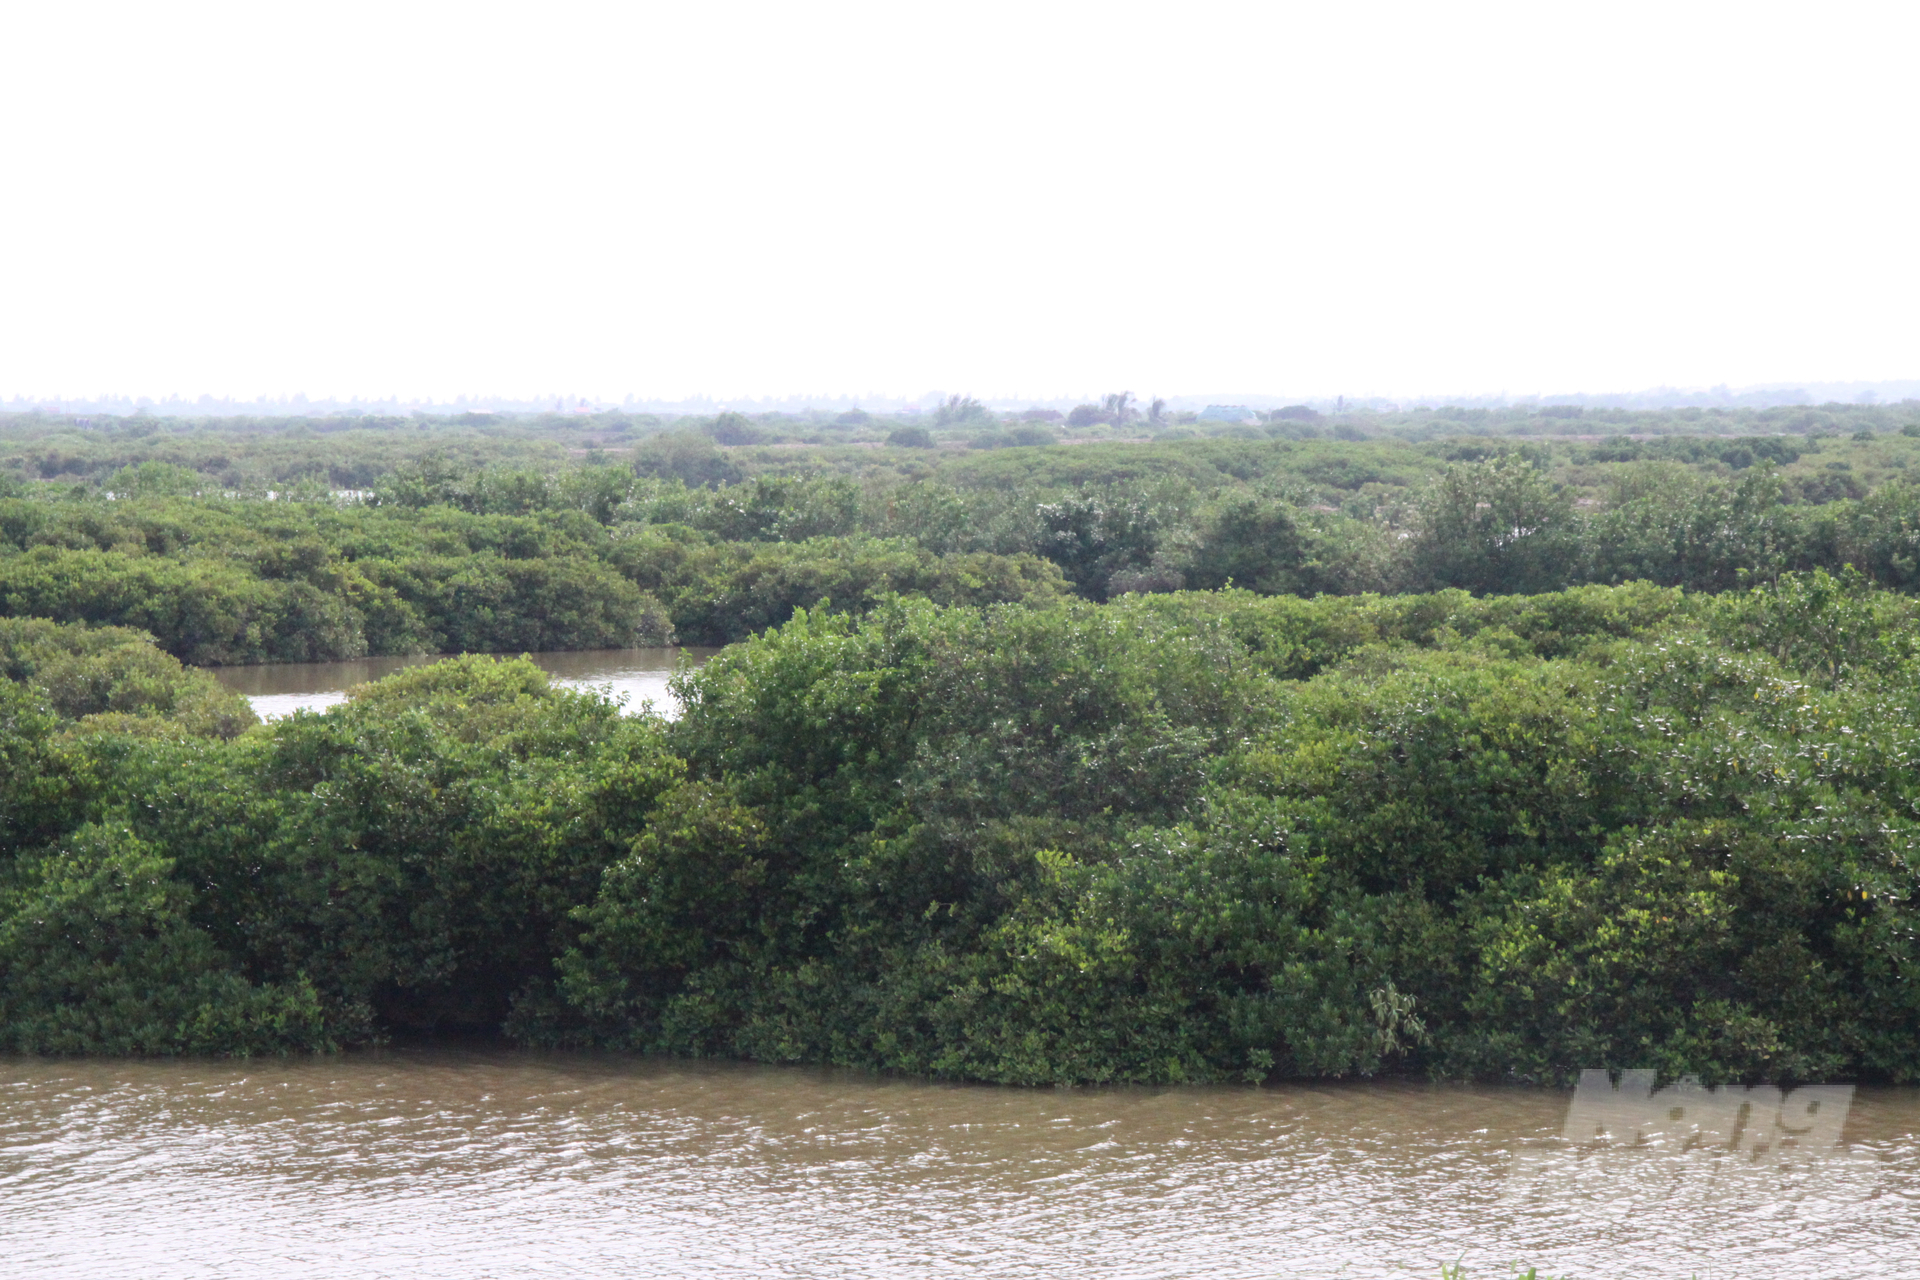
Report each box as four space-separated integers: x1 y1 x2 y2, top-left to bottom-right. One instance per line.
208 646 720 720
11 580 1920 1080
15 418 1920 1275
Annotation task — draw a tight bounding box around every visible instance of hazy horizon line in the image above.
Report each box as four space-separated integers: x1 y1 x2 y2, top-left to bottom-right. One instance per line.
7 379 1920 418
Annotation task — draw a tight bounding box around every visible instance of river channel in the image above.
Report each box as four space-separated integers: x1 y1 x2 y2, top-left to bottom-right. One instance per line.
211 647 720 720
2 1050 1915 1278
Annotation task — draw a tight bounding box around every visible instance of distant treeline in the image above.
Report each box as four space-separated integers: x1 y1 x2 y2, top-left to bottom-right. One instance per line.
6 575 1920 1087
4 398 1918 491
7 437 1920 662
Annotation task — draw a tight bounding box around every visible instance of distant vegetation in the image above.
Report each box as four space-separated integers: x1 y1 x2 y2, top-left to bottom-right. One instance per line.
5 397 1917 489
7 405 1920 1081
4 404 1920 661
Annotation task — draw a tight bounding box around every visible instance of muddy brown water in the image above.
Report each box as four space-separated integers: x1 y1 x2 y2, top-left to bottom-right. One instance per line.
210 647 720 721
3 1051 1916 1278
86 651 1920 1274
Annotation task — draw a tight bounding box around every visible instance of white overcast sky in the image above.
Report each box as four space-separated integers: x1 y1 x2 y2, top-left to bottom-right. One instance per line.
2 1 1915 403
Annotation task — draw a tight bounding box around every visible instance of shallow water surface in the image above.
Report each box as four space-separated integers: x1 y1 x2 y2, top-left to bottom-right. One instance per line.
211 647 719 720
2 1050 1915 1278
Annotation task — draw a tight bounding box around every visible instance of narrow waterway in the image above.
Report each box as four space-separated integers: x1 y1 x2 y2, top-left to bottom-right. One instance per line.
2 1050 1913 1278
210 647 720 720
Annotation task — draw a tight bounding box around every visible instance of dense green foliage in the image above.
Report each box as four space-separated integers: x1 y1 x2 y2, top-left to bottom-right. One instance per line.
6 574 1920 1086
0 487 1066 659
9 413 1920 1081
9 421 1920 663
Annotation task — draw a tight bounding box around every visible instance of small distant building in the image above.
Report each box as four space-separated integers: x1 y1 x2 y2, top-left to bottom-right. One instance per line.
1198 405 1259 423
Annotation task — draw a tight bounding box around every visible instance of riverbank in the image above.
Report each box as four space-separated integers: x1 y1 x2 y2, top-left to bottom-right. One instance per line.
6 576 1920 1085
207 645 717 719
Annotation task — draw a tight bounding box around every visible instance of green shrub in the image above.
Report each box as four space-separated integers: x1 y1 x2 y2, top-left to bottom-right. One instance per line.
0 823 333 1054
9 583 1920 1084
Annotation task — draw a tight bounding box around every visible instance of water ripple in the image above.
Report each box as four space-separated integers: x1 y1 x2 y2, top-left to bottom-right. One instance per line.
2 1050 1916 1278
